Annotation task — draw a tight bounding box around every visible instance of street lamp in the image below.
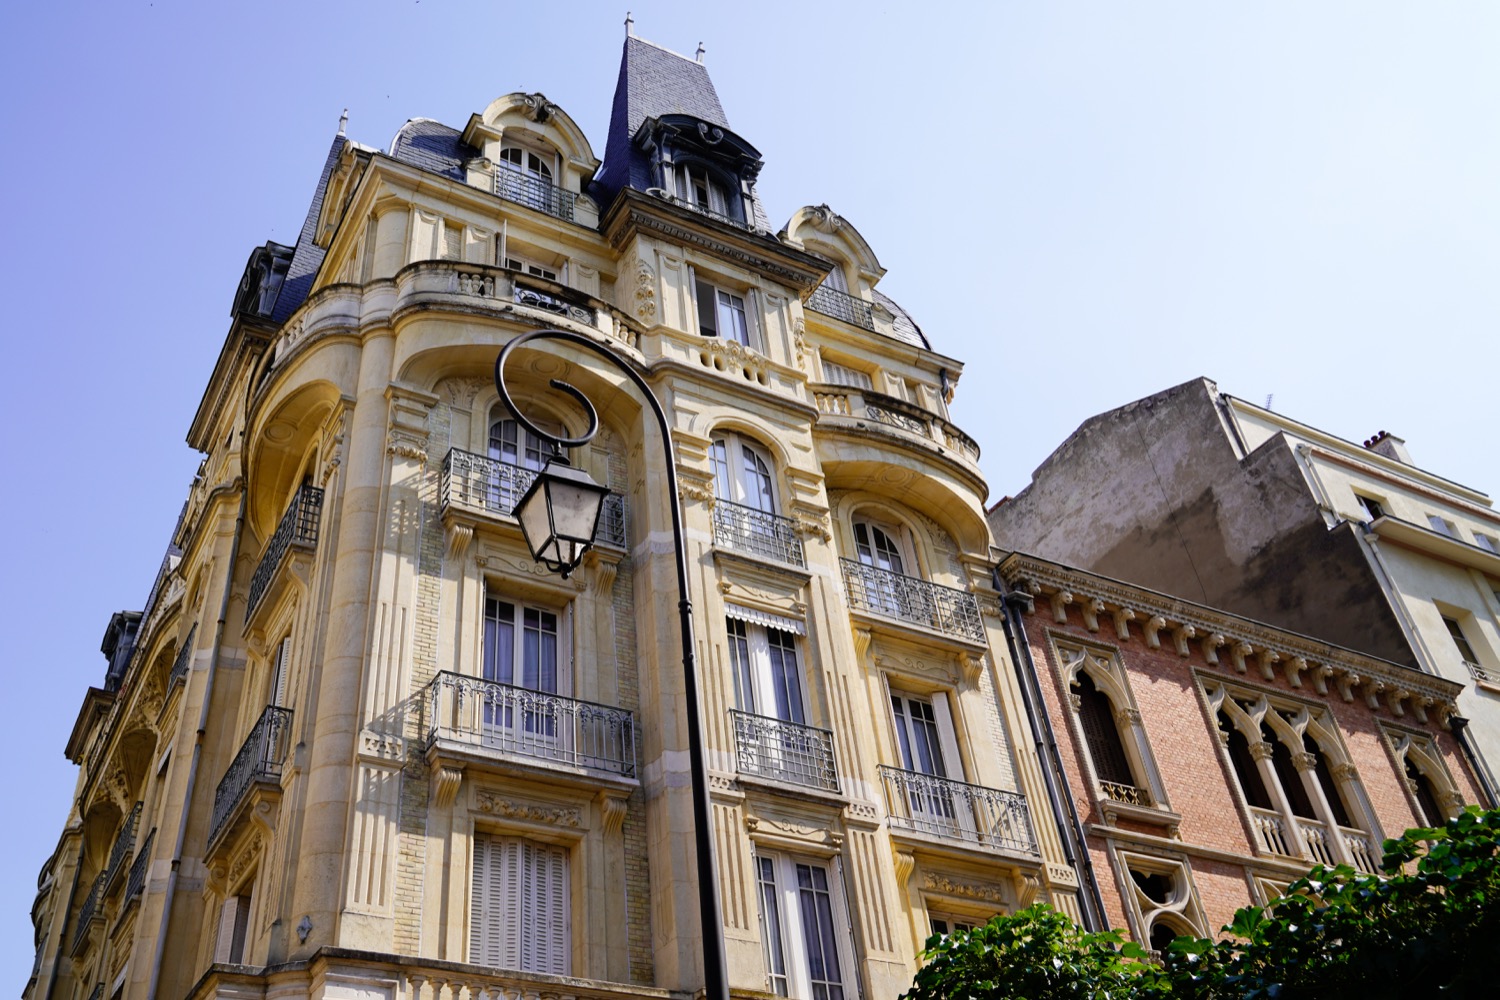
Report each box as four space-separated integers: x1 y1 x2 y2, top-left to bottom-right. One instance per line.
494 329 730 1000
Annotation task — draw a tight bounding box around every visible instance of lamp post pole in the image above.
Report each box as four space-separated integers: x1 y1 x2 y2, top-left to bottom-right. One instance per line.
495 329 729 1000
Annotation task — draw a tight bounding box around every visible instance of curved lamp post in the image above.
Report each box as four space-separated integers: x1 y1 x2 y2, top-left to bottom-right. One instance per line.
494 329 729 1000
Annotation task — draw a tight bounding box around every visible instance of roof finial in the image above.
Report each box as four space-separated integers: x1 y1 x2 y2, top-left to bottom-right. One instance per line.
338 108 348 136
696 41 705 62
624 11 633 36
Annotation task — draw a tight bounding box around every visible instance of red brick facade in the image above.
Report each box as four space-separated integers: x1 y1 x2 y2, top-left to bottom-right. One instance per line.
999 554 1482 945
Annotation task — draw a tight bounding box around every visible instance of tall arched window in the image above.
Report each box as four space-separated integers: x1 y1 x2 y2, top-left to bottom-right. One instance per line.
488 417 563 514
1219 710 1273 810
854 520 905 574
712 434 775 513
1306 733 1352 827
1405 758 1448 827
851 518 914 620
1075 671 1135 790
1264 721 1317 820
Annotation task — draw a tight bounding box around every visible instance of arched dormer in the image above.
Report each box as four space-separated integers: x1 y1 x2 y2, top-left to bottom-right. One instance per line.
462 93 601 224
780 204 884 292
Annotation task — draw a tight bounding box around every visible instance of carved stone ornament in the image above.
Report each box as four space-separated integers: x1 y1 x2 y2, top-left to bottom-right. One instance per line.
599 794 629 835
228 830 264 887
634 256 657 321
433 766 463 808
440 375 490 410
519 92 557 123
475 791 582 828
893 851 915 884
359 730 405 761
792 316 807 366
808 204 844 233
697 122 725 145
923 871 1008 904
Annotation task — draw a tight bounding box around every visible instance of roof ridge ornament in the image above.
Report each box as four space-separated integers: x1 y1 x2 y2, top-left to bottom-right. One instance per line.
625 11 633 36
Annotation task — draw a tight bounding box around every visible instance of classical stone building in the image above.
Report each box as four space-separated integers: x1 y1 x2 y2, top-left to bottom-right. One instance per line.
27 30 1086 1000
987 377 1500 804
993 553 1482 949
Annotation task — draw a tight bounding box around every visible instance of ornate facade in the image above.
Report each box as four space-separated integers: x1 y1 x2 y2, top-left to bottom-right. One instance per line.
995 554 1484 949
27 31 1082 1000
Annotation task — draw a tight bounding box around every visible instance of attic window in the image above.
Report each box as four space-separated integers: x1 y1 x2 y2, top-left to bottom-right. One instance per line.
675 162 743 224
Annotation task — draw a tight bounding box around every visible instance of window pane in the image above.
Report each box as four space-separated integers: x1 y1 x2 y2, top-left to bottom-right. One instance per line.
756 857 789 996
767 629 805 724
728 618 754 712
796 863 844 1000
743 446 775 513
696 279 719 337
483 597 515 684
718 290 749 346
712 439 732 501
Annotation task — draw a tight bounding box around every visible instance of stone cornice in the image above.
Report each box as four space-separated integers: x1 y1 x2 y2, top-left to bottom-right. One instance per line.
998 553 1463 720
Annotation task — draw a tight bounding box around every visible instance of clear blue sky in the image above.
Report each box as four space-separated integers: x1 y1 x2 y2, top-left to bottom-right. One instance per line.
2 0 1496 974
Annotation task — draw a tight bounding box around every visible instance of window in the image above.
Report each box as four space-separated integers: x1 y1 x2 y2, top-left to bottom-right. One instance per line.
676 162 742 222
471 833 569 974
269 635 291 708
500 144 554 181
1055 642 1166 811
729 619 806 724
820 359 873 391
854 520 907 575
1117 855 1205 954
1384 726 1462 828
713 434 776 513
1428 514 1456 536
213 893 252 964
487 416 563 512
1475 533 1500 555
888 689 973 837
1442 616 1479 667
1405 758 1447 827
504 255 558 281
754 853 854 1000
1207 685 1377 868
695 277 756 346
481 594 566 755
819 264 849 295
1354 493 1386 521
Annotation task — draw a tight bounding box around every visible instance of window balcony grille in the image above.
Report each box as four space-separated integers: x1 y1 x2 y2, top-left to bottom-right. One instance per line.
125 828 155 902
168 625 196 692
1100 780 1152 807
839 558 985 642
1466 660 1496 684
1296 816 1338 866
103 801 142 893
494 169 576 222
730 710 839 793
678 197 754 232
441 449 626 548
879 765 1037 856
712 500 805 567
424 672 637 778
806 285 875 331
209 705 293 846
71 874 106 954
245 485 323 620
512 283 596 326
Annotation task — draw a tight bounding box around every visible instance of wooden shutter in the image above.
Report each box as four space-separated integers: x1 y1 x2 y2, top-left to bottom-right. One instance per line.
271 637 291 708
930 692 965 782
470 835 568 974
1076 673 1133 786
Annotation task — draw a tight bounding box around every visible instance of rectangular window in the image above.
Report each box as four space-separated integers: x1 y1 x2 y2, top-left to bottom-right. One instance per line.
821 360 873 390
1443 616 1479 666
1474 533 1499 554
1428 514 1456 537
471 834 569 974
693 274 758 347
929 915 976 938
1355 494 1386 521
213 893 252 964
754 853 852 1000
728 619 806 724
505 255 558 281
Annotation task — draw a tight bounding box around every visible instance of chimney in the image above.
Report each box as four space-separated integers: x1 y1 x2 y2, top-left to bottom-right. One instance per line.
1363 430 1412 465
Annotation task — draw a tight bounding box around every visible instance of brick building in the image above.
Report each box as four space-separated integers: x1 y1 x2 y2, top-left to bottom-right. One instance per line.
995 553 1483 947
26 28 1086 1000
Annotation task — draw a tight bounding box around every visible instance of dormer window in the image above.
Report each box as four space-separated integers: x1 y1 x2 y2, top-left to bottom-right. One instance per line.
495 140 574 221
673 160 745 225
500 144 554 182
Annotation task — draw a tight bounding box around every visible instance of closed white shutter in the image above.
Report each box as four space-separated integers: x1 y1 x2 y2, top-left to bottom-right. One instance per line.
470 834 569 974
745 288 764 351
930 693 964 783
271 637 291 708
821 360 872 390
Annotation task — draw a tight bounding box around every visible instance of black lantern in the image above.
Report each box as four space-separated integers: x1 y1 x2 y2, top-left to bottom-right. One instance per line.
513 458 611 578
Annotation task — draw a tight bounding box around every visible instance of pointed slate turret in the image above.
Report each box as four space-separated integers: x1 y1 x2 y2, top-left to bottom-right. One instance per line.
595 34 769 230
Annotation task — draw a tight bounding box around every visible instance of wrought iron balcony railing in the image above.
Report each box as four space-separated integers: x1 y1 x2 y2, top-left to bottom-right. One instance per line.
712 500 805 567
168 625 196 692
125 828 155 902
246 485 323 620
441 449 626 548
731 710 839 793
806 284 875 331
1466 660 1496 684
71 873 106 953
512 283 596 326
103 801 142 892
880 766 1038 855
678 197 755 232
494 169 576 222
424 672 637 778
840 558 985 642
209 705 293 845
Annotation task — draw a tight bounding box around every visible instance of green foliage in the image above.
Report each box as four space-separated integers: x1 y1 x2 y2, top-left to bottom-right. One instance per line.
903 808 1500 1000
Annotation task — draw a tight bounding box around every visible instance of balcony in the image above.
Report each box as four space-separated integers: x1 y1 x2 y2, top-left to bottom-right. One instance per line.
168 625 196 692
806 285 875 331
840 558 985 642
731 710 839 793
441 449 626 549
712 500 805 567
813 386 982 471
512 283 597 327
424 672 637 779
1100 780 1152 807
209 705 293 847
246 485 323 620
494 169 576 222
70 873 105 955
880 766 1038 856
103 801 142 893
1253 809 1381 872
124 828 155 903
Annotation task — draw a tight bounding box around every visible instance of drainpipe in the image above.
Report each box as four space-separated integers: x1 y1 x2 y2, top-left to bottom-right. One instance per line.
993 567 1109 931
146 485 246 998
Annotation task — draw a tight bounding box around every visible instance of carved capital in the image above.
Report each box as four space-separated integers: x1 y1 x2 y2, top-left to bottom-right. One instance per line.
1248 741 1274 762
1291 751 1318 772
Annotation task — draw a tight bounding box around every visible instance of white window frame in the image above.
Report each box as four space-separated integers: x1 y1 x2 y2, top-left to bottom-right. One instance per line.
727 618 806 725
1353 491 1387 522
690 267 760 348
470 832 570 975
753 851 856 1000
503 253 559 282
481 591 569 697
269 635 292 708
852 517 913 576
712 433 777 513
498 141 556 182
